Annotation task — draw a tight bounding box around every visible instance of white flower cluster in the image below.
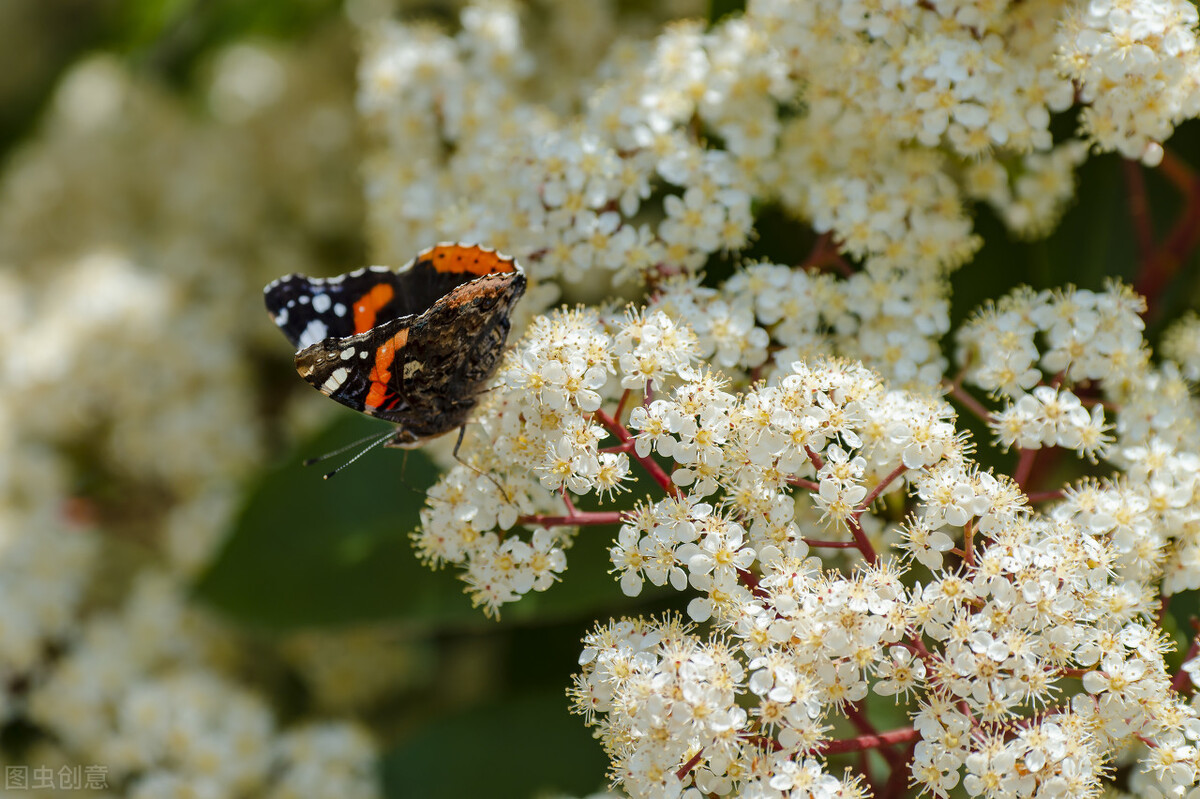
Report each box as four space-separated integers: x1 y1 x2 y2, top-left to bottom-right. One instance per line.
416 298 961 619
1060 0 1200 165
416 307 699 616
989 386 1110 460
550 322 1200 797
955 282 1158 465
383 257 1200 798
1164 311 1200 381
0 42 381 796
961 142 1091 239
27 577 378 799
354 0 1190 322
650 261 951 388
359 3 756 285
957 279 1200 597
957 282 1149 399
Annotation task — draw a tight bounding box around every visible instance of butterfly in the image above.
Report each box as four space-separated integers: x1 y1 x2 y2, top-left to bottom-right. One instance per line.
264 243 525 472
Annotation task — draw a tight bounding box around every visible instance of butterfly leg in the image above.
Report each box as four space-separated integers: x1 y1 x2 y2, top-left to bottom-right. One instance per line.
450 422 513 504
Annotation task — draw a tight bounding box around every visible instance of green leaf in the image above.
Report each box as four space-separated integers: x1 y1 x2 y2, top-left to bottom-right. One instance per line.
193 414 656 630
193 415 481 630
380 689 608 799
708 0 746 24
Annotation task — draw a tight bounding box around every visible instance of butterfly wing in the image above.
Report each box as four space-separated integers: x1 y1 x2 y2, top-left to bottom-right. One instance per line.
264 244 521 350
292 269 526 443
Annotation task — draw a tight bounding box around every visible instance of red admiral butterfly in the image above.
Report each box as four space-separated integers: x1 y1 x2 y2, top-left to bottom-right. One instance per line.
265 244 525 461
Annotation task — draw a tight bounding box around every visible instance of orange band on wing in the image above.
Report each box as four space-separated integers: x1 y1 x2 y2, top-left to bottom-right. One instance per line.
420 244 516 277
354 283 395 335
365 329 408 410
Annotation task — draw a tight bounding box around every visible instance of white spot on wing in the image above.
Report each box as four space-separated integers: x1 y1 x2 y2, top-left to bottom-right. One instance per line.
334 303 346 317
323 367 349 393
312 294 332 313
298 319 329 349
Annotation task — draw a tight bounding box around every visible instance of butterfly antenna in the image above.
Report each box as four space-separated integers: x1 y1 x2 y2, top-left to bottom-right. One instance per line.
312 431 396 480
303 431 395 466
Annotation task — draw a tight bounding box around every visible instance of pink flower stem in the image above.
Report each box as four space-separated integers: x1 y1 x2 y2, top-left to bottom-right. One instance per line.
788 476 820 492
940 380 993 424
805 446 825 470
1013 447 1038 491
847 517 878 565
613 388 632 425
962 519 975 567
675 750 705 781
595 408 681 498
518 511 627 527
857 462 908 513
817 726 919 755
803 538 860 549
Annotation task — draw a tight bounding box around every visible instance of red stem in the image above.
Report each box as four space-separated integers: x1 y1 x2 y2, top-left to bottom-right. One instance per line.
803 538 860 549
801 232 834 269
1012 447 1038 491
880 742 916 799
614 388 632 426
788 477 821 492
1138 151 1200 319
817 726 919 755
962 519 975 567
737 567 769 600
801 232 855 278
518 511 626 527
594 408 681 498
805 446 825 471
845 701 903 769
1159 147 1196 193
675 750 704 782
1123 159 1155 264
847 517 878 565
856 462 907 513
941 380 993 424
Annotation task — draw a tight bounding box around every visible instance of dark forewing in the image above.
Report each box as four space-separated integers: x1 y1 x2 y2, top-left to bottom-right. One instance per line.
264 266 402 349
264 244 520 351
